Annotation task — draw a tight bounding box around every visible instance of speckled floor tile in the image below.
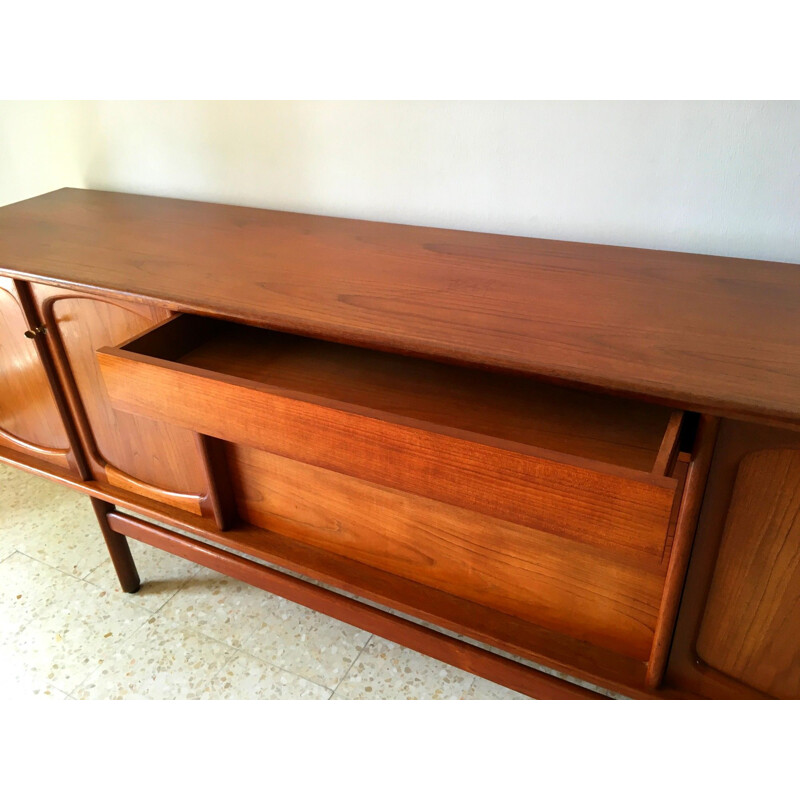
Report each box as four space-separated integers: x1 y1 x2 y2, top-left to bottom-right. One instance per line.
84 538 201 612
0 540 15 563
0 634 60 700
73 616 237 700
462 676 529 700
199 651 332 700
333 637 476 700
5 605 148 697
240 594 372 689
0 463 109 579
0 554 150 695
38 684 72 699
0 660 72 700
0 667 72 701
156 566 280 649
0 551 80 634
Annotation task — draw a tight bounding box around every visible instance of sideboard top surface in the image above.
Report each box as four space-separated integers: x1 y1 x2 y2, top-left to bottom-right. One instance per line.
1 188 798 424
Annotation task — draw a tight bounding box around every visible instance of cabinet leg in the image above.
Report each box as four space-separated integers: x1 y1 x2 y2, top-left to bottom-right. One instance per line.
90 497 140 593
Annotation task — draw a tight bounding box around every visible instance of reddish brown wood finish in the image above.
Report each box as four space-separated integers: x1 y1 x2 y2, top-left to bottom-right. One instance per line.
652 411 685 477
97 317 681 561
227 444 667 661
90 497 140 593
0 189 798 425
696 449 800 698
0 277 78 473
96 310 724 681
11 280 91 480
645 415 718 687
106 510 606 699
665 420 800 699
194 434 238 530
29 284 210 516
177 319 675 473
3 188 797 701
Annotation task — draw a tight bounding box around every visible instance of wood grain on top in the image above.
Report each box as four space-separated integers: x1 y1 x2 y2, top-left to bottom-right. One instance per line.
0 188 798 423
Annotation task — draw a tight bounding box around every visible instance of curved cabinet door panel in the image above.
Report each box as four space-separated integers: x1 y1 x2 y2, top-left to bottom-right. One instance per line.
696 449 800 698
666 420 800 699
0 277 75 472
31 284 208 516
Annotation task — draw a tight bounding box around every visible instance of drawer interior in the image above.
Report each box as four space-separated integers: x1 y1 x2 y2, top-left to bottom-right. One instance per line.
119 314 681 475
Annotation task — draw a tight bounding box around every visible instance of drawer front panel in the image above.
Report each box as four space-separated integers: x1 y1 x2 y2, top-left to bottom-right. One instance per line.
228 444 665 661
98 350 679 562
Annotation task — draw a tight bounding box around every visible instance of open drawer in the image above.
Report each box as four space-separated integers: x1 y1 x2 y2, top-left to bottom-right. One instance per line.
98 313 689 663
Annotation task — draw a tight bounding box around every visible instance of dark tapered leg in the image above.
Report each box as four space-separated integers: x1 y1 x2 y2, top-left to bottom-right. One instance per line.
90 497 140 593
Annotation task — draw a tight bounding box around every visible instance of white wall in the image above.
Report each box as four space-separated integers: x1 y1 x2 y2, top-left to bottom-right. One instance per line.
0 102 86 208
2 101 799 263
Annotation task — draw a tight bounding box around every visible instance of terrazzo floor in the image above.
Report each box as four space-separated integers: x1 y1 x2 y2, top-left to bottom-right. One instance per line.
0 462 528 700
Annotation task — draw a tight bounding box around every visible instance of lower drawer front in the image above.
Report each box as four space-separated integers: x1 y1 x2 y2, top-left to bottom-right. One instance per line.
228 444 667 661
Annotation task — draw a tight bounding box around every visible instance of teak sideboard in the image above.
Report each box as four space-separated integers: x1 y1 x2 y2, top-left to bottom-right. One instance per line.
1 189 799 700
